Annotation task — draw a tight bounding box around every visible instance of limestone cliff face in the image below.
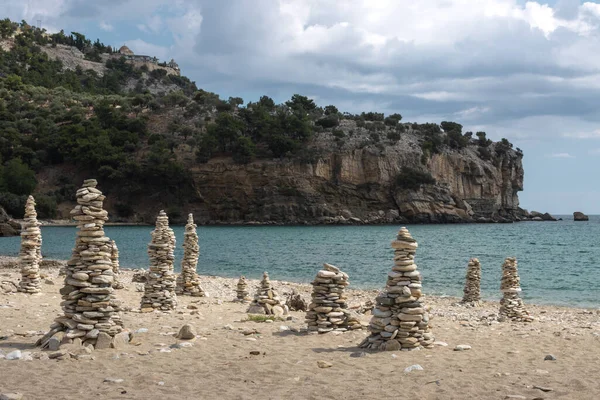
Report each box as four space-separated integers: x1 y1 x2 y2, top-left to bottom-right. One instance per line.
187 142 525 224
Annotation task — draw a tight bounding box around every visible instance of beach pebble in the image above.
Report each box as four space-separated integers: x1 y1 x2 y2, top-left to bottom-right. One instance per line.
454 345 472 351
434 341 448 347
104 378 124 384
0 393 23 400
349 352 367 358
134 328 148 334
176 324 196 340
249 351 260 355
5 350 21 360
544 354 557 361
504 396 526 399
533 385 553 392
317 360 333 368
404 364 424 373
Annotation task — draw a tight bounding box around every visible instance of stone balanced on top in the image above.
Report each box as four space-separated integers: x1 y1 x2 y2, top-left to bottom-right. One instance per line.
110 240 124 289
306 263 362 333
461 258 481 304
499 257 533 322
140 210 178 312
17 195 42 294
36 179 126 349
235 276 251 303
360 227 434 351
175 214 206 297
247 272 289 316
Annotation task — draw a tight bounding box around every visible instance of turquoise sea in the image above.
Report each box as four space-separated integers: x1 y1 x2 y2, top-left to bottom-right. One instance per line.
1 217 599 308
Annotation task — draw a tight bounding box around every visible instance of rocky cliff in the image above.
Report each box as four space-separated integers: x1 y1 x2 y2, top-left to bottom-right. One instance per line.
185 128 525 225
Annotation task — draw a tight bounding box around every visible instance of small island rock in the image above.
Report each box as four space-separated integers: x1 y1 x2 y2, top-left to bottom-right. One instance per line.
573 211 589 221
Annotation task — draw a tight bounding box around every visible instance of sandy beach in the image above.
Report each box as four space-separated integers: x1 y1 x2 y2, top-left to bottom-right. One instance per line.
1 257 599 400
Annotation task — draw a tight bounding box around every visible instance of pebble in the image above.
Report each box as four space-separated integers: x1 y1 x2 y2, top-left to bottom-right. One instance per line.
504 396 526 399
454 344 472 351
134 328 148 334
349 352 367 358
317 360 333 368
533 385 553 392
0 394 23 400
5 350 21 360
104 378 124 384
404 364 424 373
544 354 557 361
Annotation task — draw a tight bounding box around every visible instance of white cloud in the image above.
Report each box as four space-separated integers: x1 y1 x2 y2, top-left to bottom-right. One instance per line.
588 148 600 155
564 129 600 139
549 152 575 158
99 21 113 32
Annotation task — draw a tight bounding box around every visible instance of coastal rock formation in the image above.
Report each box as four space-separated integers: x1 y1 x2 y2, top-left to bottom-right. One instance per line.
188 135 525 225
247 272 289 316
499 257 532 322
529 211 557 221
175 214 206 297
235 276 251 303
461 258 481 305
573 212 589 221
0 206 21 237
17 196 42 294
305 263 362 333
110 240 124 289
36 179 125 349
360 227 434 351
140 210 178 312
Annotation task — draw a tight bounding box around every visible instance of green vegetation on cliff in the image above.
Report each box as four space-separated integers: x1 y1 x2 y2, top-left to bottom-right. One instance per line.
0 18 519 222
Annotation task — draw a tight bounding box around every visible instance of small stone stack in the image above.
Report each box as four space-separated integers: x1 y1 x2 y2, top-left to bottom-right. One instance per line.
360 227 434 351
235 276 251 303
36 179 125 349
110 240 124 289
175 214 206 297
17 196 42 294
461 258 481 304
247 272 289 316
140 210 178 312
306 263 362 333
499 257 533 322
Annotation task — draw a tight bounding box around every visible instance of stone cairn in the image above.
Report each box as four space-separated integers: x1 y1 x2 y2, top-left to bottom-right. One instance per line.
235 276 251 303
17 196 42 294
461 258 481 304
110 240 124 289
247 272 289 316
306 263 362 333
37 179 126 349
360 227 434 351
175 214 206 297
499 257 533 322
140 210 178 312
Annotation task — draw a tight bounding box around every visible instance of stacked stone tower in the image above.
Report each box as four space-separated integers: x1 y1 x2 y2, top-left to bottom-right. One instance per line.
306 263 362 333
37 179 125 349
499 257 532 322
140 210 178 312
461 258 481 304
247 272 289 316
110 240 124 289
18 196 42 294
360 227 434 351
235 276 251 303
175 214 206 297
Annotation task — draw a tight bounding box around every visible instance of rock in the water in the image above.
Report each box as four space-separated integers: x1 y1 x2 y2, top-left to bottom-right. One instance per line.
573 211 589 221
176 324 197 340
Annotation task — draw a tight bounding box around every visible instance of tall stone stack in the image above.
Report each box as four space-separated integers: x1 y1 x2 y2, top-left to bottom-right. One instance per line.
247 272 289 316
110 240 124 289
360 227 434 351
17 196 42 294
140 210 178 312
36 179 125 349
499 257 533 322
461 258 481 304
235 276 251 303
175 214 206 297
306 263 362 333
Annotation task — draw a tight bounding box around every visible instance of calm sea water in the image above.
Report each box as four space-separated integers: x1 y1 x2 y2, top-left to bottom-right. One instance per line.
1 217 599 308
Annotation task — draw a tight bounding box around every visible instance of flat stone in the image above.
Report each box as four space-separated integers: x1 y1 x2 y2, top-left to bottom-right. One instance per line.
104 378 124 384
0 393 24 400
111 332 130 349
95 332 112 350
317 360 332 368
454 344 472 351
533 386 553 392
544 354 556 361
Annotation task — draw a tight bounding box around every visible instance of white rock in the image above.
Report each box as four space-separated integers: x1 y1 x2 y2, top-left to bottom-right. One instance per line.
404 364 424 373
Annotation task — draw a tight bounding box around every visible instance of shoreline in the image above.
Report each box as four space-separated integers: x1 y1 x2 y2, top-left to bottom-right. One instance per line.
0 255 596 311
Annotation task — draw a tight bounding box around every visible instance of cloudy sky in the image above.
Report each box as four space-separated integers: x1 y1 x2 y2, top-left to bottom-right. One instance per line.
4 0 600 214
